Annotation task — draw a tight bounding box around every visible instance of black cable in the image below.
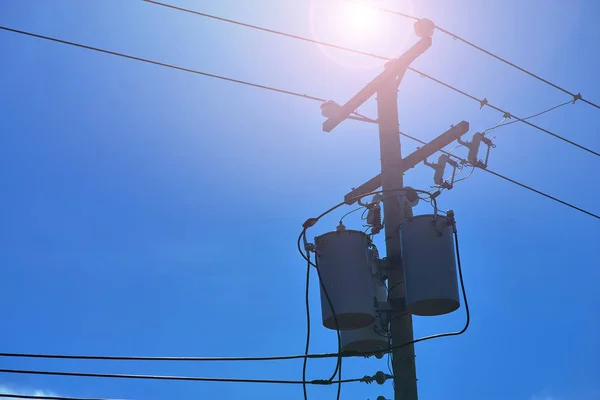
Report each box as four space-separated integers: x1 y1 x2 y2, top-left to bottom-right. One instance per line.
494 100 572 129
302 249 312 400
339 206 363 225
297 231 342 390
314 255 343 400
0 368 362 385
482 169 600 220
0 26 327 103
142 0 389 62
0 394 122 400
344 0 600 111
140 1 599 157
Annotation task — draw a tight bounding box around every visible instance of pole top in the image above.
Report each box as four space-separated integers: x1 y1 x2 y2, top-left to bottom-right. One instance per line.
414 18 436 38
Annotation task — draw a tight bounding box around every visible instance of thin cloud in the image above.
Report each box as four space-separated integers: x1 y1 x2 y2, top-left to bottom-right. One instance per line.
0 384 58 398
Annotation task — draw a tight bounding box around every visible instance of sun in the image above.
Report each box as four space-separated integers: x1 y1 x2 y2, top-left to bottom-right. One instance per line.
340 1 380 39
308 0 417 69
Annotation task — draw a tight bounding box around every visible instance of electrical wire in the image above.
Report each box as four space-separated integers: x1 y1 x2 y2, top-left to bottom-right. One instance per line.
0 26 327 103
494 100 572 129
339 206 364 225
298 230 343 399
0 368 362 385
302 252 312 400
0 394 122 400
453 166 476 184
140 1 600 157
344 0 600 111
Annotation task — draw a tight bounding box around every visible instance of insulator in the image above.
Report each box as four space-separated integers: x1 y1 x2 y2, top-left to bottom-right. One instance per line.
403 198 414 219
367 203 382 230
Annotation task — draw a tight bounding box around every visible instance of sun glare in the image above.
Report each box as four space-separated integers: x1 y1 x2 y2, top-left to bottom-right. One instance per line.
341 2 380 39
309 0 417 69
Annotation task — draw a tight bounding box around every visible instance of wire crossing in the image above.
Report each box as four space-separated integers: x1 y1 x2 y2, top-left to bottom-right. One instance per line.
142 0 600 158
345 0 600 110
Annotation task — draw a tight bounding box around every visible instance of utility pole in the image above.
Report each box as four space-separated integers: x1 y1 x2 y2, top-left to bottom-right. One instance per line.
321 18 471 400
322 19 469 400
377 76 417 400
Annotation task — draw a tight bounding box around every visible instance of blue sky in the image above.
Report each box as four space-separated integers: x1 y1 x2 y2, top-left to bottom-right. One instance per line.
1 0 599 399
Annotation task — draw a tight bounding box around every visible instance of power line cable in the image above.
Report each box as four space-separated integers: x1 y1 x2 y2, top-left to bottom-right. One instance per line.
0 26 327 103
141 1 600 157
0 368 362 385
345 0 599 111
0 394 122 400
494 100 572 129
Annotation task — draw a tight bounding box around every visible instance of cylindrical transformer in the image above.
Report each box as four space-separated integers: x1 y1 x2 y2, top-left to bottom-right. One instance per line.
400 214 459 316
341 276 389 355
315 229 375 330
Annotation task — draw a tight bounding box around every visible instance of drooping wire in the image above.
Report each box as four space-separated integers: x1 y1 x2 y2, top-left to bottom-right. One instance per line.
302 251 312 400
339 206 364 225
297 230 343 398
453 166 476 185
494 100 572 129
343 0 598 111
139 1 600 157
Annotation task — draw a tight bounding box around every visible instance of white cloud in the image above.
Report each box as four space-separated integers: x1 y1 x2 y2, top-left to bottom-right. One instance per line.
0 384 58 398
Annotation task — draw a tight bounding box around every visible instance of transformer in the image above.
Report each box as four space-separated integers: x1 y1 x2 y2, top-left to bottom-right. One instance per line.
400 214 459 316
315 229 375 330
341 275 389 355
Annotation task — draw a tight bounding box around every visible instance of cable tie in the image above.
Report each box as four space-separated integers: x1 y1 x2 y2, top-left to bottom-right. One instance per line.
572 93 582 104
479 98 488 109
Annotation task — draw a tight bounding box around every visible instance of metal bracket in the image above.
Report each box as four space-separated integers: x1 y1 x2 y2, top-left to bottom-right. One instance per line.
344 122 470 204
